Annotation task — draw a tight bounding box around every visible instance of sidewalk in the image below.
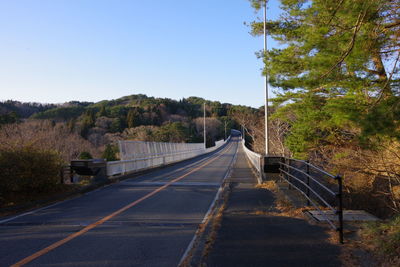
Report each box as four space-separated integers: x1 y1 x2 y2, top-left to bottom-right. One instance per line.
204 146 341 267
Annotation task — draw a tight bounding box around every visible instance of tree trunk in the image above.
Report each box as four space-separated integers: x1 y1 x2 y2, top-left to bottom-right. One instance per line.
372 51 392 98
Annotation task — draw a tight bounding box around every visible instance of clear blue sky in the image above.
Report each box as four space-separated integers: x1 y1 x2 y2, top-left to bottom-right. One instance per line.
0 0 282 108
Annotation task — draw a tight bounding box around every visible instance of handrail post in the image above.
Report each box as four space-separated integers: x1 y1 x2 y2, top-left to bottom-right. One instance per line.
306 160 310 206
337 175 344 244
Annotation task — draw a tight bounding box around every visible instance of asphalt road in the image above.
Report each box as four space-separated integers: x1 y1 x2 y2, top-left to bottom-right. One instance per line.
0 136 239 267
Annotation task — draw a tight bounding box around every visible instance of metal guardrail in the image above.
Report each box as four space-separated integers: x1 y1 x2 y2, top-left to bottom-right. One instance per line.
107 136 231 176
241 139 263 183
279 158 344 243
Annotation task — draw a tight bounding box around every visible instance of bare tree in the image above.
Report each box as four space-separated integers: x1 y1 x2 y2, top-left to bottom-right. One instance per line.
193 117 222 142
0 120 100 162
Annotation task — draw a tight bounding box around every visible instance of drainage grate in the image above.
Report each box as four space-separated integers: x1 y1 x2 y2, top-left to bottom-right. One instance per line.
305 210 379 222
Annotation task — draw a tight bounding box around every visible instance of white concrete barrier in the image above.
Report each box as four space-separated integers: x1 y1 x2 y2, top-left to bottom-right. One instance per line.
107 136 230 176
241 139 263 183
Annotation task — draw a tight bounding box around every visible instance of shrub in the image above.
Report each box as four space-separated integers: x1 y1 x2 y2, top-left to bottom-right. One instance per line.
79 151 93 159
0 145 63 194
102 144 118 161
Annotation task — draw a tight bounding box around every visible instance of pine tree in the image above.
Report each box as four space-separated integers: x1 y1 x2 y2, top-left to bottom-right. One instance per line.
102 144 117 161
250 0 400 156
98 105 107 117
126 108 142 128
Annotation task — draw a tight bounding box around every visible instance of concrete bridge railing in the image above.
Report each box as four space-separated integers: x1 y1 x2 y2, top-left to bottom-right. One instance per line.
241 138 263 184
107 136 230 176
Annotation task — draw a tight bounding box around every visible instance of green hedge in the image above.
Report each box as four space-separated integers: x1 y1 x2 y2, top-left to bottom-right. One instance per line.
0 146 63 194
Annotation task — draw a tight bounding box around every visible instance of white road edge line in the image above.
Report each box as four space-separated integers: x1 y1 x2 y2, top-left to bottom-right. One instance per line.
0 183 116 224
178 140 239 266
0 200 65 224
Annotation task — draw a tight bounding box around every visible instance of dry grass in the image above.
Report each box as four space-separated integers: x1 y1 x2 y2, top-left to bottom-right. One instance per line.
256 180 309 218
201 203 226 261
323 215 400 267
179 206 225 267
359 216 400 266
324 225 398 267
201 183 232 261
337 241 368 267
256 180 278 192
179 183 231 267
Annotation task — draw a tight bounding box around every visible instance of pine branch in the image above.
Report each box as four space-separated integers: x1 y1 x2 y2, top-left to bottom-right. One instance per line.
327 0 345 26
321 10 367 79
384 19 400 29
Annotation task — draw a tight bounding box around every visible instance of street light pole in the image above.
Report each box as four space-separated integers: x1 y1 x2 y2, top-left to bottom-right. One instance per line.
224 120 227 140
264 0 269 156
203 103 206 149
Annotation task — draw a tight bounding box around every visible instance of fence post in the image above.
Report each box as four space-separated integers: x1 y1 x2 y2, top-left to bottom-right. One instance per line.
306 160 310 206
336 175 344 244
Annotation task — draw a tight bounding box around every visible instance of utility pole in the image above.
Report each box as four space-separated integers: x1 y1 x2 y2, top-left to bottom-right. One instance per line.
224 120 227 140
264 0 269 156
203 103 206 149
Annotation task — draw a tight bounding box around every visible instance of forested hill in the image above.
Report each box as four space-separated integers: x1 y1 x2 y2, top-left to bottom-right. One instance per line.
0 94 256 146
0 100 57 124
30 94 234 128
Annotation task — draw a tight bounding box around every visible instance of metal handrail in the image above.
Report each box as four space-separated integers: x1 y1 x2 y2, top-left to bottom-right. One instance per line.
280 162 336 196
279 169 336 211
279 158 344 243
279 170 337 230
288 158 336 179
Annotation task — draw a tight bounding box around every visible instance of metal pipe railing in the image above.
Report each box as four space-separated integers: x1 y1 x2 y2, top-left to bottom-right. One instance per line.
288 158 336 179
279 158 344 243
280 162 336 196
279 169 336 211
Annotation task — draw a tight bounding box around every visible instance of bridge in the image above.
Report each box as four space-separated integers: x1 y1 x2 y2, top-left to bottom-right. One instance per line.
0 131 349 266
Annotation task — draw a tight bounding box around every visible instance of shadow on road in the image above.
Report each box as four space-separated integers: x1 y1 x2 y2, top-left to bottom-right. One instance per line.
205 145 341 267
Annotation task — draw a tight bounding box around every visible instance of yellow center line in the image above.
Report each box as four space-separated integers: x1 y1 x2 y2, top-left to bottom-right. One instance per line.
11 141 235 267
